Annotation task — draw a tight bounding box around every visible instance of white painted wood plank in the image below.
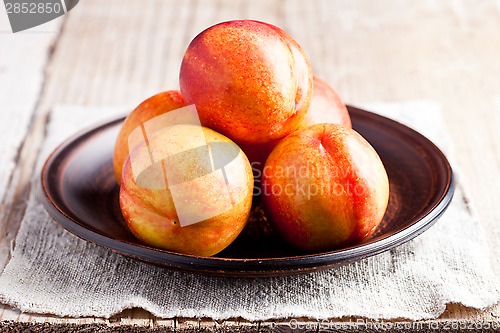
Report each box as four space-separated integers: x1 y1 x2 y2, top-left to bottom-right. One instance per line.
0 12 61 201
0 5 64 271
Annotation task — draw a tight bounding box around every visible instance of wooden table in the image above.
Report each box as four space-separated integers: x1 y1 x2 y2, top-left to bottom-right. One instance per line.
0 0 499 331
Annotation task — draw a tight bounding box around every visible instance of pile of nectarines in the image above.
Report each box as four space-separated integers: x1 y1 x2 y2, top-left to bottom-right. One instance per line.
114 20 389 256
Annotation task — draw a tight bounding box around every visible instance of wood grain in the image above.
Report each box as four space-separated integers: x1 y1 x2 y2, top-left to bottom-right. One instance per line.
0 0 498 330
0 7 63 271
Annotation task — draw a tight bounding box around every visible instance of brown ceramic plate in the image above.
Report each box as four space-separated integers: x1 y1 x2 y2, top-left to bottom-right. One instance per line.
40 106 455 277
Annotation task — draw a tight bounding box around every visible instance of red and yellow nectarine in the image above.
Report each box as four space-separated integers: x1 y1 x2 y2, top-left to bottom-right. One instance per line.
113 91 186 182
180 20 313 145
303 76 351 129
262 124 389 252
120 124 254 256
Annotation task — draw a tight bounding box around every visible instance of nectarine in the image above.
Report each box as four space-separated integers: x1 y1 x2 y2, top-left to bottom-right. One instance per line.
303 76 351 129
120 124 253 256
113 91 186 182
179 20 313 145
262 124 389 252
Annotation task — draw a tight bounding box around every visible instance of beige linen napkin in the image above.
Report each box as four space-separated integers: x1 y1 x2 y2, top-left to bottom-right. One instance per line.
0 101 498 320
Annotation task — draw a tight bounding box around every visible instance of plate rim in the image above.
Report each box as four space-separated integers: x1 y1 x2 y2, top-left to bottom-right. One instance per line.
40 106 455 276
